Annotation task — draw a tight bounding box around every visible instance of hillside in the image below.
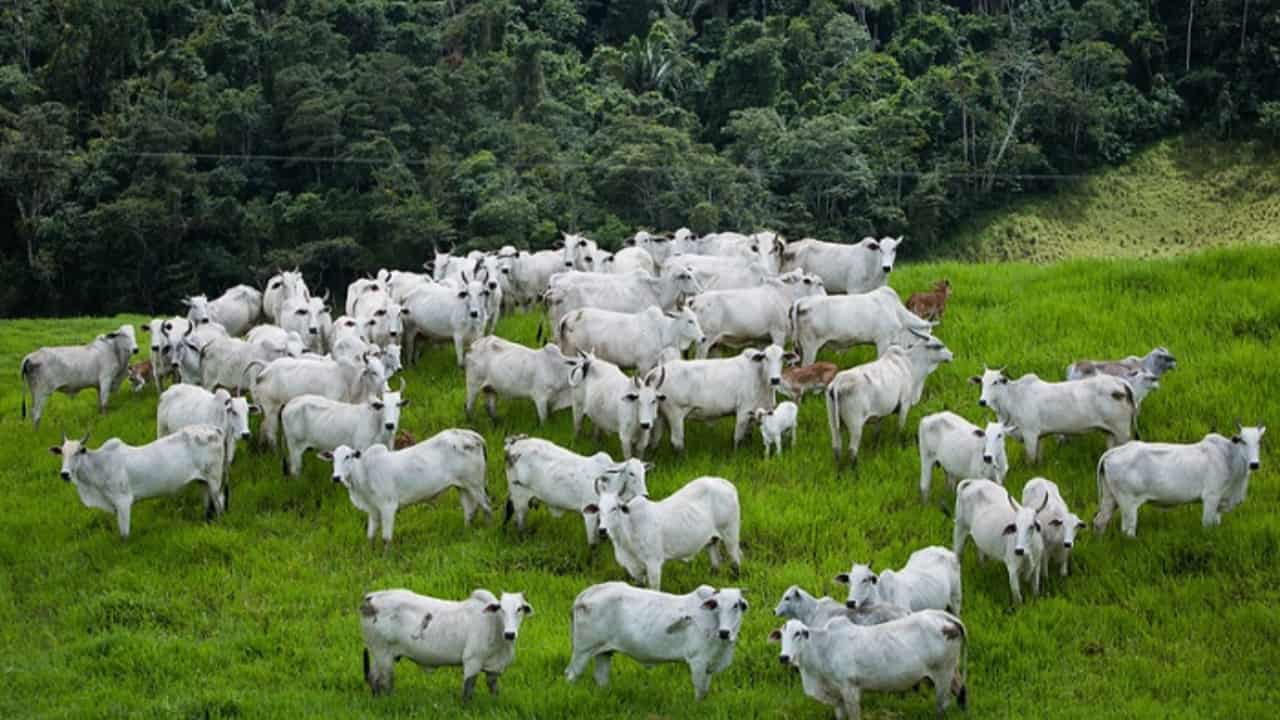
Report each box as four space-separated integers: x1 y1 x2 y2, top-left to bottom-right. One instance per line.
951 136 1280 262
1 248 1278 718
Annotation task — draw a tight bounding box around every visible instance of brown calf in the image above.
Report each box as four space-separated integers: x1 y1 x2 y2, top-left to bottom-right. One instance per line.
780 361 838 404
394 429 416 450
127 359 154 393
906 279 952 321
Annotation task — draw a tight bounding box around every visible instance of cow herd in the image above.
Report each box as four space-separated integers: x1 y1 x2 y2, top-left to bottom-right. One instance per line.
18 228 1266 717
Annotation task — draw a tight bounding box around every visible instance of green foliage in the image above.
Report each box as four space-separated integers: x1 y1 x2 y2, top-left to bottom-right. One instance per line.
1 0 1278 315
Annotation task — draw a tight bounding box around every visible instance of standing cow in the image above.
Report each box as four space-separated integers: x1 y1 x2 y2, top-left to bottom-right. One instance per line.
782 236 903 294
185 285 262 337
952 479 1048 605
790 286 934 366
465 337 574 424
21 324 139 428
917 412 1015 503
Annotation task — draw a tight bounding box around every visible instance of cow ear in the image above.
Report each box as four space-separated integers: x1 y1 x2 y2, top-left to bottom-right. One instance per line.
968 375 982 385
250 404 263 415
750 351 765 362
866 242 880 251
318 451 333 461
371 401 384 410
1076 521 1087 530
701 598 719 610
834 573 850 584
484 603 501 613
1003 523 1017 535
49 446 62 456
768 629 782 643
352 450 362 459
1050 519 1064 526
399 398 410 407
582 504 598 514
972 428 985 437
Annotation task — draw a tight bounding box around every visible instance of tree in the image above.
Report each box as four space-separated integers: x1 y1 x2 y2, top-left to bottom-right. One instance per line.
0 103 80 267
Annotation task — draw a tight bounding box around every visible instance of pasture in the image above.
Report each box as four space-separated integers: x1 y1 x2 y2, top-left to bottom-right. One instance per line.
1 247 1278 719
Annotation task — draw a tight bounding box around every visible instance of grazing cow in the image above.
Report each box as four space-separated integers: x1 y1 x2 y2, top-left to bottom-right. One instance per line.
565 351 660 459
543 267 703 340
21 324 138 428
247 353 388 448
402 275 488 366
559 305 705 373
465 337 573 424
826 333 953 469
263 269 309 324
496 249 562 310
790 286 934 366
1094 424 1264 537
686 272 825 358
502 436 648 543
778 361 838 405
324 429 491 546
281 381 407 476
141 317 189 391
769 613 967 720
586 475 741 590
971 368 1137 463
918 412 1015 503
185 285 262 337
1021 477 1085 578
647 345 790 452
781 236 904 294
836 546 963 614
126 359 153 392
752 401 798 458
280 293 331 353
156 384 254 472
360 588 532 700
952 479 1048 605
906 279 952 322
566 583 747 700
1066 346 1177 382
50 427 228 538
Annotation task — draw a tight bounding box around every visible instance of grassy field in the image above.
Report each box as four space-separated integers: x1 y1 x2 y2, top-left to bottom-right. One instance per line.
949 135 1280 262
2 247 1278 719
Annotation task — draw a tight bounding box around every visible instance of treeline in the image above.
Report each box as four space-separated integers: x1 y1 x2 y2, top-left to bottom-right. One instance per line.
1 0 1276 316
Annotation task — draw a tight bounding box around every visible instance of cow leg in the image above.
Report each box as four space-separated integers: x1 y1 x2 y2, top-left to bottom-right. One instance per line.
1200 494 1223 528
846 421 865 472
645 561 663 590
1006 562 1023 605
840 686 863 720
460 491 479 526
461 670 479 703
919 451 935 504
1119 501 1140 538
452 336 466 368
464 380 480 418
286 442 304 477
707 539 722 573
533 396 548 425
667 411 687 453
485 672 500 696
732 411 751 449
932 671 951 717
30 388 51 429
690 663 714 701
1023 432 1040 464
951 520 968 558
592 652 613 687
366 512 380 546
1031 560 1042 597
485 391 498 422
97 377 112 414
572 404 584 438
563 647 592 682
115 500 133 540
1061 553 1071 577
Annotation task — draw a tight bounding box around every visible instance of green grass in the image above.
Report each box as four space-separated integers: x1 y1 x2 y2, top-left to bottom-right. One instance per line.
950 135 1280 262
2 247 1279 719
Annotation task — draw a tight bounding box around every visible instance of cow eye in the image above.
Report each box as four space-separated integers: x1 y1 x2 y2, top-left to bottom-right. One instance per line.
456 291 467 298
482 290 491 297
295 309 307 315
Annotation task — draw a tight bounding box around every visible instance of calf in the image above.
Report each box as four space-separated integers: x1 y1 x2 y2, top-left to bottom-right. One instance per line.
586 475 741 591
906 279 952 321
401 275 488 366
1095 424 1264 537
686 271 825 358
360 588 532 700
503 436 648 543
565 351 660 459
559 305 705 373
566 583 747 700
21 324 138 428
647 345 790 452
770 613 966 720
325 429 491 547
778 361 838 405
248 353 387 448
281 382 406 476
837 546 962 614
157 384 254 472
790 286 934 366
50 427 227 538
126 359 154 393
752 401 798 458
1066 345 1176 382
826 333 953 470
185 285 262 337
465 337 573 424
917 412 1015 503
952 479 1048 605
393 429 416 449
972 368 1137 463
1021 477 1085 578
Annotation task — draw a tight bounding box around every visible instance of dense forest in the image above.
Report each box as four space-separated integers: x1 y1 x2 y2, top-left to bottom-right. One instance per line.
1 0 1276 316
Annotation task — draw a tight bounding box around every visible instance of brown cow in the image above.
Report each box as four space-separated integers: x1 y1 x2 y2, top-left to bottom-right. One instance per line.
907 279 952 322
126 359 154 393
780 361 838 405
394 429 416 449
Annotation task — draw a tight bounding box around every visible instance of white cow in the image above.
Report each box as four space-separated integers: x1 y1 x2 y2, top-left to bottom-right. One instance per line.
1094 425 1264 537
837 546 963 614
402 275 488 366
247 353 387 447
345 275 385 316
464 337 573 424
687 271 825 358
752 401 798 458
542 267 703 340
497 249 562 309
325 429 491 546
141 317 189 391
662 254 770 291
281 382 406 476
586 475 741 590
770 613 967 720
50 426 227 538
263 269 309 324
918 412 1015 503
566 582 747 700
360 588 532 699
561 233 604 271
952 479 1048 605
790 286 934 366
559 305 705 373
21 324 138 428
279 293 331 353
602 245 656 276
502 436 648 543
1021 477 1085 578
185 285 262 337
156 384 254 472
826 333 953 469
782 235 903 294
971 368 1137 463
647 345 789 452
184 333 292 394
565 351 661 459
1066 346 1177 381
773 586 852 628
245 325 310 358
631 230 674 266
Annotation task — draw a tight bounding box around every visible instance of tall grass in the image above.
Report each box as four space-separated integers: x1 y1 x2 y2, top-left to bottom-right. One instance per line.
1 248 1277 719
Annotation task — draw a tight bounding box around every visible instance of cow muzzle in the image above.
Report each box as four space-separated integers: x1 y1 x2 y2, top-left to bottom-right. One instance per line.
983 455 994 464
1063 542 1073 549
308 328 319 335
503 631 516 641
718 629 731 641
564 262 573 268
469 311 480 319
60 471 72 482
770 377 781 386
240 432 251 439
332 475 342 484
978 399 988 407
384 423 395 431
131 347 139 354
845 600 857 609
778 655 791 666
640 422 652 430
597 528 608 539
881 265 893 273
1014 547 1026 557
1249 461 1261 471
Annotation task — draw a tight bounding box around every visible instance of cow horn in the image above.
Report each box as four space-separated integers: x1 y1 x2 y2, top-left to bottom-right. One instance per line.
183 324 194 337
321 288 331 303
594 475 604 495
397 377 406 393
1007 494 1019 513
60 427 68 443
1236 418 1243 432
79 430 91 445
1036 493 1049 513
908 328 930 341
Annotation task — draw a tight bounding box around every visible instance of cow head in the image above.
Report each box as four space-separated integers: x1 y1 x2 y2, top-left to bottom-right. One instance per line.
1234 424 1265 472
665 306 706 351
1050 511 1087 550
835 563 878 610
49 431 92 482
1146 346 1177 376
625 373 664 432
582 481 636 541
320 445 362 487
600 458 650 499
1123 369 1160 403
970 367 1009 410
431 249 454 282
770 619 811 668
484 592 533 642
214 389 254 440
454 273 488 323
143 317 168 355
382 344 404 377
1003 492 1048 557
185 295 214 326
977 421 1015 479
701 589 748 642
773 585 813 619
866 235 903 274
668 265 705 297
371 379 408 433
561 233 597 270
100 324 139 357
748 344 787 388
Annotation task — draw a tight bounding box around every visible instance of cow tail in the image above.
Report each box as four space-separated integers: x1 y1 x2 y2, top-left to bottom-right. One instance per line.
363 648 371 687
1095 451 1112 518
20 358 31 418
955 616 969 709
503 497 515 527
535 320 544 344
825 379 842 459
